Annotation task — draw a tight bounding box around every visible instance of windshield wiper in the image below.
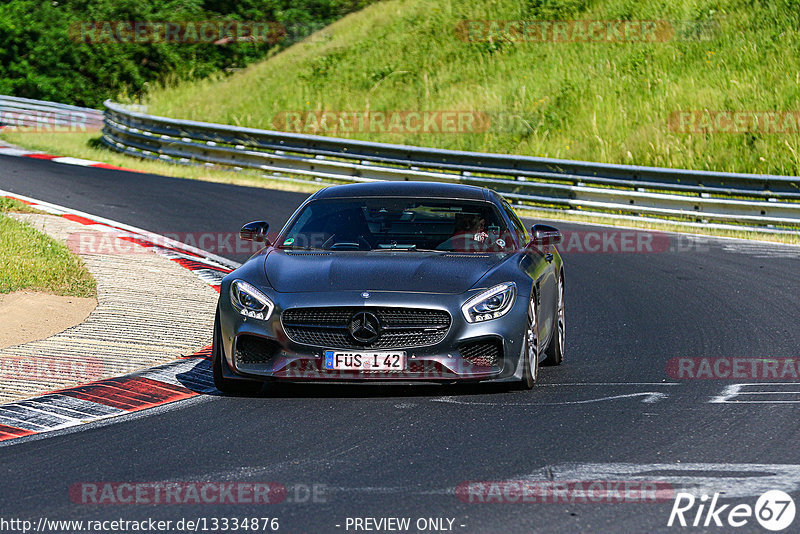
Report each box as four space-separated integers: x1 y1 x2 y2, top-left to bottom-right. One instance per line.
372 245 446 252
280 245 326 251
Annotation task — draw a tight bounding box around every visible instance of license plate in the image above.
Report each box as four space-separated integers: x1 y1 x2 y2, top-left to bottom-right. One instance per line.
324 350 406 371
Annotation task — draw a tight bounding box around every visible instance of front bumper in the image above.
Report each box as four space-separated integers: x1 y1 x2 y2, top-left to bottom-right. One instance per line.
217 288 529 384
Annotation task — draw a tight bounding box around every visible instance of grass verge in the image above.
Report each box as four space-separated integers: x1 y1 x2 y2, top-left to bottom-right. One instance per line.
0 197 42 214
0 198 96 297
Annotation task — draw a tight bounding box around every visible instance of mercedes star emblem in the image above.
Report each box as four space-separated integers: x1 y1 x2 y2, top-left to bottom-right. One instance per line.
348 311 381 344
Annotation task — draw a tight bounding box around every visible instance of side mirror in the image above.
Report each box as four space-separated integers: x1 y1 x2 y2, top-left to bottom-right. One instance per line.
529 224 562 247
240 221 270 242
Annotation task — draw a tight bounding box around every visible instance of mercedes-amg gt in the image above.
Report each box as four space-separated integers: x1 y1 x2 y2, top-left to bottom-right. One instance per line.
212 181 564 392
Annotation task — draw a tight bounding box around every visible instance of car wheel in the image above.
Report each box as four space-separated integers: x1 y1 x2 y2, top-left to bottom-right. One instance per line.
518 295 539 389
212 311 262 395
542 272 564 366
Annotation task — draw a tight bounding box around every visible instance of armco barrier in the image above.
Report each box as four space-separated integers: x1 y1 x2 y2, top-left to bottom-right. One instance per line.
6 95 799 229
100 100 800 229
0 96 103 130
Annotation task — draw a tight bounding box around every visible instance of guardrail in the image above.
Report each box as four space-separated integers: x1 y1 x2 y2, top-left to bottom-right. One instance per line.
6 95 798 230
0 96 104 131
100 101 800 229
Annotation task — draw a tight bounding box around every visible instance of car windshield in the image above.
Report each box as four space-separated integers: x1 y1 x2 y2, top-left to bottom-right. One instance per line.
279 197 513 253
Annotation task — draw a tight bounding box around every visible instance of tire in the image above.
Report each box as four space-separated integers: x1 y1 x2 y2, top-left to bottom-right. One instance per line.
517 295 539 390
212 311 263 395
542 272 564 366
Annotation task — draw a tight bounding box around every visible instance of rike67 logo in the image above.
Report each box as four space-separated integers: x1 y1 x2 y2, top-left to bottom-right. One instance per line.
668 490 796 531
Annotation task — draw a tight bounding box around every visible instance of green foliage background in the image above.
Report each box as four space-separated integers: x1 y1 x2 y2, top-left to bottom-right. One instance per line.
0 0 371 108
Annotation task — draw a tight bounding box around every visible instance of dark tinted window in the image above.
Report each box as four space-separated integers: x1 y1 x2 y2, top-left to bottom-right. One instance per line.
280 198 512 252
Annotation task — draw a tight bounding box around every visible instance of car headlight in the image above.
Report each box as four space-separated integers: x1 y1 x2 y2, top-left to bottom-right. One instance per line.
230 280 274 320
462 282 517 323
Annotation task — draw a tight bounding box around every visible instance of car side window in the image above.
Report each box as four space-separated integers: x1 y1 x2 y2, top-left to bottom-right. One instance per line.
502 202 527 245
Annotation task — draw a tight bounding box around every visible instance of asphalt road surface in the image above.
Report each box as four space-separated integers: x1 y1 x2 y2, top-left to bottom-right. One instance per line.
2 154 800 533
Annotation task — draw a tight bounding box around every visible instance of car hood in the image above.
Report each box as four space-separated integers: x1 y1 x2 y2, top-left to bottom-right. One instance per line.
264 250 506 294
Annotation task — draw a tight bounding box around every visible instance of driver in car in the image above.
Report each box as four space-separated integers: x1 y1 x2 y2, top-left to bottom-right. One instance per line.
437 213 489 252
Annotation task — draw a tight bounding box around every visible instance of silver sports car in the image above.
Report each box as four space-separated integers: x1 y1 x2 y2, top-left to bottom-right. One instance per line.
213 181 564 393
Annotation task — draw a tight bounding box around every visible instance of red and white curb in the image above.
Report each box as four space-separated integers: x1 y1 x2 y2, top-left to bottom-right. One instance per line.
0 145 141 173
0 348 214 442
0 191 242 444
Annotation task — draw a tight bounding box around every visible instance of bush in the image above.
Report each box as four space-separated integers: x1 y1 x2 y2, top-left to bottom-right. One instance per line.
0 0 373 107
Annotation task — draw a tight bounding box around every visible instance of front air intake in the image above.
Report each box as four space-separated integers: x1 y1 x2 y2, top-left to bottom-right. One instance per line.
458 339 503 368
234 335 281 366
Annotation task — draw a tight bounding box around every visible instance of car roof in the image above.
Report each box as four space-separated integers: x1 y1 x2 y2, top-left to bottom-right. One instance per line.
312 181 490 201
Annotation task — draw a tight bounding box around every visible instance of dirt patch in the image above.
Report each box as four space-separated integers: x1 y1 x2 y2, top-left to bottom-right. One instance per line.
0 291 97 349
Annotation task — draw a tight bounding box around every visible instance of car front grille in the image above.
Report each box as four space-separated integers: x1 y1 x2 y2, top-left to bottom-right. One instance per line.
458 339 503 368
281 307 451 349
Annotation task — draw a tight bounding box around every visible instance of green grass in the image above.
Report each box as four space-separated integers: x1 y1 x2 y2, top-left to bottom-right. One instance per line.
0 199 96 297
0 197 41 214
137 0 800 177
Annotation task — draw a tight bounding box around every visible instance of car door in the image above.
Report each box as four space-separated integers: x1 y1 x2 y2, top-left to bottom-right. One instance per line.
503 201 557 347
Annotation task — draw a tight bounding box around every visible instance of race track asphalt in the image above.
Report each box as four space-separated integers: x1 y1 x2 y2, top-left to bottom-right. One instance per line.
2 154 800 533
